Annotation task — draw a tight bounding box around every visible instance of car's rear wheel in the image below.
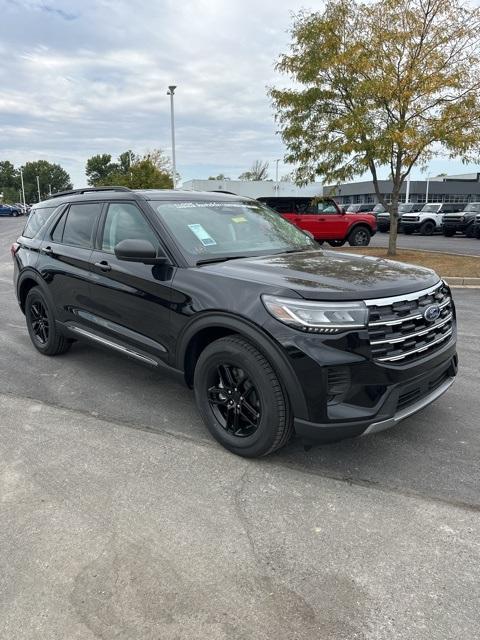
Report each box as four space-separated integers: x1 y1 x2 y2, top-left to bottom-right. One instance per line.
194 335 293 457
25 287 72 356
348 226 371 246
327 239 345 247
420 220 435 235
12 211 19 217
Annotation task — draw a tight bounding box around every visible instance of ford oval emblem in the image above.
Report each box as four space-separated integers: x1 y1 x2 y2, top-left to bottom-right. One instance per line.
423 304 441 323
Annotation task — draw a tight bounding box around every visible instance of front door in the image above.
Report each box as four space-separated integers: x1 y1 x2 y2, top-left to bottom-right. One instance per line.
88 201 174 364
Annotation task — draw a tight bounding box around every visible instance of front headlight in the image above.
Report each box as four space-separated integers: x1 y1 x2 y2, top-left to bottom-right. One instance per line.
262 295 368 333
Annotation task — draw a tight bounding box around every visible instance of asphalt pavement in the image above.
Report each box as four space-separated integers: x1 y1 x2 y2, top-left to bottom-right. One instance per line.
370 229 480 255
1 216 479 639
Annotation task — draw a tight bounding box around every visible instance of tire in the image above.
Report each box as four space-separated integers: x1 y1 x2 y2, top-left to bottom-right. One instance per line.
194 335 293 457
465 224 475 239
443 229 455 237
420 220 435 235
327 239 346 247
25 286 72 356
348 226 371 246
12 211 19 217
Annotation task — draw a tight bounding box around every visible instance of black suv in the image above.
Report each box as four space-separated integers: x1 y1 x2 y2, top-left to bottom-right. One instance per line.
443 203 480 238
12 188 457 457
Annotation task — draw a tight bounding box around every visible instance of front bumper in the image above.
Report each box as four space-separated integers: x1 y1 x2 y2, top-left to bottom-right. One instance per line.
443 222 466 233
294 350 457 442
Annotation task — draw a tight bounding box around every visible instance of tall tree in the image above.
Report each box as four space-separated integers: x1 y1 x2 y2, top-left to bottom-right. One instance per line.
271 0 480 255
21 160 72 202
0 161 20 203
238 160 270 181
85 150 174 189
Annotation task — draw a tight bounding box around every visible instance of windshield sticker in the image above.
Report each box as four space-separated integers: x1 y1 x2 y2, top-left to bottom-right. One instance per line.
188 223 217 246
231 216 247 223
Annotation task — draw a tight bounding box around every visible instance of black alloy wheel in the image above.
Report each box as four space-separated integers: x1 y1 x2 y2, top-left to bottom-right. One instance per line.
25 286 72 356
207 363 261 438
29 299 49 345
194 335 292 457
420 220 435 235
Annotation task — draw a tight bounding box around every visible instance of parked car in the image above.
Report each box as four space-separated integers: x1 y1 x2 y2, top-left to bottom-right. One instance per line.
12 187 457 457
473 213 480 239
346 203 376 215
442 203 480 237
372 204 386 217
401 202 465 235
0 203 21 217
377 203 424 232
257 196 376 246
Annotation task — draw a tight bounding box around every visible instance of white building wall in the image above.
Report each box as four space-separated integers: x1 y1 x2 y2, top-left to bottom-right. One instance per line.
181 179 322 199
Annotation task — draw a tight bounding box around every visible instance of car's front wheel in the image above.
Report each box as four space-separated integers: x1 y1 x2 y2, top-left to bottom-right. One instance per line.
25 286 72 356
327 239 345 247
420 220 436 235
194 335 292 457
348 226 371 246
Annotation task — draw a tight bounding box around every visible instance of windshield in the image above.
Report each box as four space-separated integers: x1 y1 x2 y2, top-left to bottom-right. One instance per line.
421 204 439 212
464 203 480 212
152 200 316 262
373 204 385 213
346 204 360 212
399 204 414 212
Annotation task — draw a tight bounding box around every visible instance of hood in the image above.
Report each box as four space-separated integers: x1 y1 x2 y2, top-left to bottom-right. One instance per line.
199 249 439 301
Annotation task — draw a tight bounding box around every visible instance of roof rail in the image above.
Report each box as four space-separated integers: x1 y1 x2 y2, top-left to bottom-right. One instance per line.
47 186 133 200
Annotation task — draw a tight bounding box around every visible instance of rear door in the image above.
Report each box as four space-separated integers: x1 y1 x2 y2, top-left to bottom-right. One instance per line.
87 201 173 364
37 201 103 324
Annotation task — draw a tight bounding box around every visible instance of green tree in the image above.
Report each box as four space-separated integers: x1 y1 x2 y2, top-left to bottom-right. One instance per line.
21 160 72 202
0 161 20 203
238 160 269 181
271 0 480 255
86 149 174 189
85 154 118 186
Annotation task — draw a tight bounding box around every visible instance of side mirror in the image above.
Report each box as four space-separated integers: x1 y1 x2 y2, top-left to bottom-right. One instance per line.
114 239 168 265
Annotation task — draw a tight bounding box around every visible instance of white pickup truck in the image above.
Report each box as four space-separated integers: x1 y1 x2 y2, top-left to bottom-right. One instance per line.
401 203 465 235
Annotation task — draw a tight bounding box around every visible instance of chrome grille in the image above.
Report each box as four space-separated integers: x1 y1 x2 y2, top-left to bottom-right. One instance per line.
365 283 454 363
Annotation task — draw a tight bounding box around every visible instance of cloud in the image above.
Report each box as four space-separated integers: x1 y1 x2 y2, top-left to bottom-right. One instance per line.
1 0 478 187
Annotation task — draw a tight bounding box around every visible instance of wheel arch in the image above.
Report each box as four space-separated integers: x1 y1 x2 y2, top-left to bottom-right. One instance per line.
17 270 49 313
177 312 309 420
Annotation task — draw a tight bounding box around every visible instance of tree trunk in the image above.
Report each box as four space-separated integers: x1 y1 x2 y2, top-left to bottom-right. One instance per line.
387 189 400 257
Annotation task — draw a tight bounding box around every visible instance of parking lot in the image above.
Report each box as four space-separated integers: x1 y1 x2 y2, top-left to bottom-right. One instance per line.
370 230 480 255
1 216 479 639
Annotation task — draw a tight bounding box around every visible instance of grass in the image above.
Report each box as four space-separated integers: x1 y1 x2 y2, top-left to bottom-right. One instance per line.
333 246 480 277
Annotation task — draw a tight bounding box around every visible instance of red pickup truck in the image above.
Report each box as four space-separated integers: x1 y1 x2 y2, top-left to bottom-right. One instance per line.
257 197 376 246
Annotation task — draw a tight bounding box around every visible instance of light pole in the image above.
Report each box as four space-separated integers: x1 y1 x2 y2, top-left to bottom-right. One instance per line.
36 175 41 202
405 174 411 203
425 176 430 203
20 168 26 208
275 159 281 193
167 85 177 188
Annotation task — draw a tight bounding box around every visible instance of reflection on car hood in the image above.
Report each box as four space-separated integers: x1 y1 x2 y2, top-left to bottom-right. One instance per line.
199 249 439 300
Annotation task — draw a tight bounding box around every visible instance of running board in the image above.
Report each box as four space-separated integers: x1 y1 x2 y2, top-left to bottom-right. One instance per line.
69 326 159 366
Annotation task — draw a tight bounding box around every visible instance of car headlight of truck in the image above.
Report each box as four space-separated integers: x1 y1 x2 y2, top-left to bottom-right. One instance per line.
262 295 368 333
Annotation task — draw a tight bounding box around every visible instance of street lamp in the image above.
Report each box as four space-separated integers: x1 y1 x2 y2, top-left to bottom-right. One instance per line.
167 85 177 188
36 175 41 202
20 168 26 208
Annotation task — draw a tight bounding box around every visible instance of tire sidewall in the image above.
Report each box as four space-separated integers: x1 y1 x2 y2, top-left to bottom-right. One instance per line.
421 221 435 235
194 340 286 456
349 226 370 246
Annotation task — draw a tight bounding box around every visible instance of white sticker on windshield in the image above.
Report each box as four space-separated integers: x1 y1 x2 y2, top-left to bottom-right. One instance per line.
188 223 217 246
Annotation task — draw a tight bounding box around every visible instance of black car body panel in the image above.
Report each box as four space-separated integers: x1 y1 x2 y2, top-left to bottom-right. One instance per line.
13 188 457 448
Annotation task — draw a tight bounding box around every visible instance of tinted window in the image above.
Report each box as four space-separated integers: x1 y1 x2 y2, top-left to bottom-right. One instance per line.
22 206 58 238
101 202 158 252
61 203 101 248
152 200 315 260
51 210 67 242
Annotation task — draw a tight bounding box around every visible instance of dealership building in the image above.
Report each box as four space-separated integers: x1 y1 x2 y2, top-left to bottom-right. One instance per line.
181 179 322 200
323 173 480 205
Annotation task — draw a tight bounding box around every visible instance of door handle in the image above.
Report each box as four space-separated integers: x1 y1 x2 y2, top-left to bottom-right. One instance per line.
318 217 326 221
42 246 53 255
94 260 111 272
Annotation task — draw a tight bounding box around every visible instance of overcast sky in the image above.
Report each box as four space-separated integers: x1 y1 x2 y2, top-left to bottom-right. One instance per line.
1 0 479 187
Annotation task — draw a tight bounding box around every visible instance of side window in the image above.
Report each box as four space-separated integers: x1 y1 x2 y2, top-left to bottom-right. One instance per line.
51 210 67 242
22 206 58 238
61 203 101 248
316 200 339 214
101 202 158 253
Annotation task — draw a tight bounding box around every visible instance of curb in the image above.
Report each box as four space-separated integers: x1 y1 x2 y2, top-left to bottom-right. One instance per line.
444 277 480 288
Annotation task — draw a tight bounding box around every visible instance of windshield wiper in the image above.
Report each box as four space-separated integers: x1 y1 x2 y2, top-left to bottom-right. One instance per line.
196 255 249 266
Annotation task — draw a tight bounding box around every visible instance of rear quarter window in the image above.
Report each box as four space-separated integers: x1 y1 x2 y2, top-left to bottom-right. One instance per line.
22 206 59 238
